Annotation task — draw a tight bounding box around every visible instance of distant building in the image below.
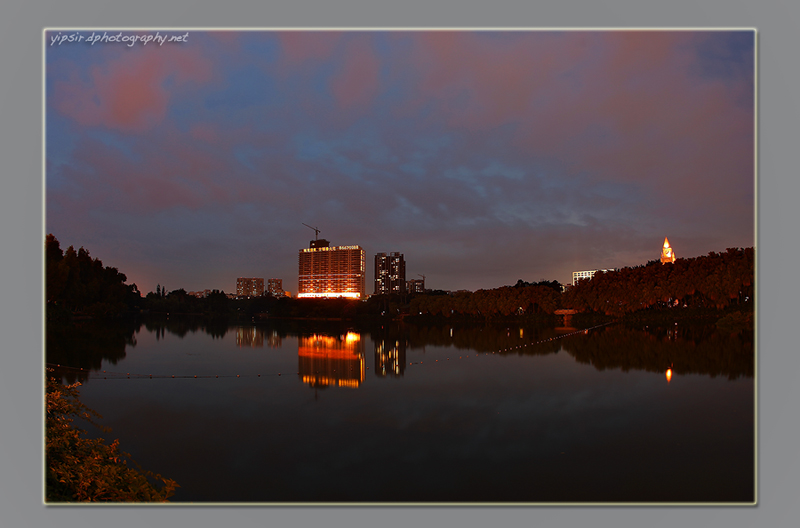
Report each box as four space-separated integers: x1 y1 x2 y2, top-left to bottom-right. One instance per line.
298 239 366 299
236 278 264 297
267 278 284 297
572 269 616 286
661 237 676 264
374 252 406 295
407 278 425 294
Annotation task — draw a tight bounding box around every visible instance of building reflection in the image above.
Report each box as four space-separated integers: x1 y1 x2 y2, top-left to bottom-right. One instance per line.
266 330 282 348
554 326 579 334
236 326 265 348
374 338 406 377
298 332 365 388
235 327 284 348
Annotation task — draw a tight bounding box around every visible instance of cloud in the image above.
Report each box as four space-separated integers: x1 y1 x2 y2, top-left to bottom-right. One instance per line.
51 44 214 132
330 36 382 110
45 30 754 293
276 31 342 65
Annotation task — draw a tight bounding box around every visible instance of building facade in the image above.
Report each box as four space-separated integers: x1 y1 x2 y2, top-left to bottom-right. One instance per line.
298 239 366 299
267 278 284 297
236 277 264 297
572 269 616 286
374 252 406 295
407 278 425 294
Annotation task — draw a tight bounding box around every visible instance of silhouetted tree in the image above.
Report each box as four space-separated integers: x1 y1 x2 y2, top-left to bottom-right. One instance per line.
46 235 135 320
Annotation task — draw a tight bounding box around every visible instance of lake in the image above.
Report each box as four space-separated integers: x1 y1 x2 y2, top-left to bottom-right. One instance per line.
46 317 755 503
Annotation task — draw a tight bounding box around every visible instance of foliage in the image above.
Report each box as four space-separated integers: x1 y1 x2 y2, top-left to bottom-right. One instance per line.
408 284 562 319
46 234 141 320
563 248 754 315
45 376 178 502
716 310 754 334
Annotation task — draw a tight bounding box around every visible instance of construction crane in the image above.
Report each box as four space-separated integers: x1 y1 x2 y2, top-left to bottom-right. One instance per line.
302 223 320 241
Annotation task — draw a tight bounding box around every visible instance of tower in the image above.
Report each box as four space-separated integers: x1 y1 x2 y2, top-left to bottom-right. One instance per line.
661 237 676 264
374 252 406 295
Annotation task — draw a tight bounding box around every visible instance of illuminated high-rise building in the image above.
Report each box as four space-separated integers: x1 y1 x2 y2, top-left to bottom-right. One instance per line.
298 239 366 299
661 237 676 264
236 277 264 297
374 252 406 295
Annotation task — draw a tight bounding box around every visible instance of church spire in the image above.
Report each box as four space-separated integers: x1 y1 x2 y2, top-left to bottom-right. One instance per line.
661 237 675 264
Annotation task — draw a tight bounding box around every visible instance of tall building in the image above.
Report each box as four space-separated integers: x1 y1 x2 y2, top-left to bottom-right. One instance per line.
267 278 284 297
236 277 264 297
572 269 616 286
374 252 406 295
298 239 366 299
661 237 676 264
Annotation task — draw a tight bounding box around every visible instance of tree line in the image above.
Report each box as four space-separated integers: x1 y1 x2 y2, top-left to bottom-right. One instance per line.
46 234 140 320
563 247 754 316
46 234 754 322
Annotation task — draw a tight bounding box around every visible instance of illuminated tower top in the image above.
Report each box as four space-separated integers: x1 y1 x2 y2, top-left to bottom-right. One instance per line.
660 237 676 264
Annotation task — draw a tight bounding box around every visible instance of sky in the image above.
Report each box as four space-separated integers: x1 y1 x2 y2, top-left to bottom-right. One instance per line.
45 29 755 295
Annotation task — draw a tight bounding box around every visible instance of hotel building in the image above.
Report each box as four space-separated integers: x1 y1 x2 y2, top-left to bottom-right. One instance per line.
298 239 366 299
374 252 406 295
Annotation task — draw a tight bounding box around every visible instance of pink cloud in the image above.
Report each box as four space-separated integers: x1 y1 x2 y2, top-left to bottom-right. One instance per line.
51 121 299 218
394 32 592 131
330 36 381 110
52 45 214 132
189 123 220 143
385 30 753 229
277 31 342 65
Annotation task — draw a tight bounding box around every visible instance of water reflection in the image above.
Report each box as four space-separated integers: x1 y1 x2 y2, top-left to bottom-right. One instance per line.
46 316 754 503
141 316 229 340
47 317 753 385
236 327 264 347
399 323 562 356
46 320 137 383
560 323 753 379
374 337 407 377
298 332 365 389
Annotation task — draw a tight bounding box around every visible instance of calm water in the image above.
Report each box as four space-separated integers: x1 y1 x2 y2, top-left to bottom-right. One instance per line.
47 317 755 503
